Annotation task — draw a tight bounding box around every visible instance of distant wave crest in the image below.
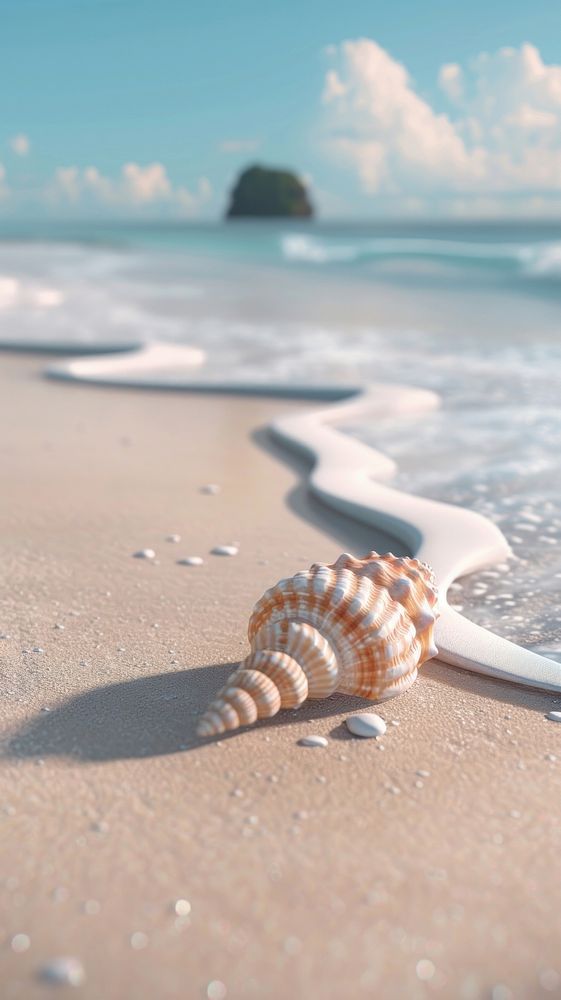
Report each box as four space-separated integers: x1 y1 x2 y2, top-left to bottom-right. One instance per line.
281 232 561 278
518 241 561 276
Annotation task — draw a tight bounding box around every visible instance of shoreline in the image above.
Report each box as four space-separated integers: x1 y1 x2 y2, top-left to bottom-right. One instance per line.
1 351 561 998
43 341 561 696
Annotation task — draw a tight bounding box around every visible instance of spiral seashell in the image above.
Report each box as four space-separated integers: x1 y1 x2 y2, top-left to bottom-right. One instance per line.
196 551 439 738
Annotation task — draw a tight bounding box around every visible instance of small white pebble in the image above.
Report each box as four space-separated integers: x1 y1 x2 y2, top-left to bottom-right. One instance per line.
38 957 85 987
54 624 65 630
207 981 227 1000
546 711 561 723
491 985 513 1000
298 735 328 748
346 713 386 739
211 545 238 557
32 647 44 654
545 753 557 762
416 769 430 777
82 899 100 915
133 549 155 560
200 484 220 495
177 556 204 567
416 959 435 981
166 534 181 543
173 899 191 917
231 788 243 798
130 931 148 950
11 933 30 953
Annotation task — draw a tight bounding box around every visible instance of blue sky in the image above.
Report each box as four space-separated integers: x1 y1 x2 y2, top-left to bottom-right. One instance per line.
3 0 561 218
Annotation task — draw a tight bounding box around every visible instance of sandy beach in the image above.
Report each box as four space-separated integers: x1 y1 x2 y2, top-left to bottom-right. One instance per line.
1 351 561 1000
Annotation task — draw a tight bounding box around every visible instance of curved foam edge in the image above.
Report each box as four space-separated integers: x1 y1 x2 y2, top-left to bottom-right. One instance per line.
38 342 561 694
46 342 206 382
272 399 561 693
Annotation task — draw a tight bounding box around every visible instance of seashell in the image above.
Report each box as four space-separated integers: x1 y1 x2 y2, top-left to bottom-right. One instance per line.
196 551 439 738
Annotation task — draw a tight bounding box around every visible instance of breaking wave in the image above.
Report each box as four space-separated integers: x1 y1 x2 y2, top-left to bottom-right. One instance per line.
280 232 561 278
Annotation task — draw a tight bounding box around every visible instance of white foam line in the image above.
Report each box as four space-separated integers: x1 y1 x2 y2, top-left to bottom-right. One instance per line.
47 341 561 695
48 342 206 381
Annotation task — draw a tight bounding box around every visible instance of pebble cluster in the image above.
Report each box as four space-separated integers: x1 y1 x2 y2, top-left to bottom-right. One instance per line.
130 485 241 566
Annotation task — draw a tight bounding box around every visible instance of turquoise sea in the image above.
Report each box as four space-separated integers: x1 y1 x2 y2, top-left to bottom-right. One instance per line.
0 219 560 656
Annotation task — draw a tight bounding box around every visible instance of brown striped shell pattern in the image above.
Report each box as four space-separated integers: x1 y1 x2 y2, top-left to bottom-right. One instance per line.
196 551 439 738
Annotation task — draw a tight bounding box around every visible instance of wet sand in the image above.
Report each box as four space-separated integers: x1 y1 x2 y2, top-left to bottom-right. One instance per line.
1 352 561 1000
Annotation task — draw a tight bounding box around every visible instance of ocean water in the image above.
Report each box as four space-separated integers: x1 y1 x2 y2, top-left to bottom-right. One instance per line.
0 220 560 658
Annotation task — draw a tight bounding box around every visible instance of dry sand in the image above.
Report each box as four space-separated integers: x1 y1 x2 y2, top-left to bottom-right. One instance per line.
1 352 561 1000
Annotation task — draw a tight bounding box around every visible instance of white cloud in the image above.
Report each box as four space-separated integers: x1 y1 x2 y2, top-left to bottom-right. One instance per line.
219 138 261 154
323 39 561 205
9 133 30 156
503 104 557 130
323 39 480 194
51 162 212 215
121 162 171 202
82 166 114 201
54 167 81 202
176 176 213 212
438 64 463 102
323 70 347 102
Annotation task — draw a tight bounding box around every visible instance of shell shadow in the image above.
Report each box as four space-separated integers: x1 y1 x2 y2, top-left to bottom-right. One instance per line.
4 661 368 762
5 657 553 763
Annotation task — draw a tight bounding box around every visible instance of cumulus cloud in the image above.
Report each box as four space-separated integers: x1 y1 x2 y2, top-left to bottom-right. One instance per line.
323 39 561 205
219 138 261 154
323 39 480 194
438 64 463 102
121 162 171 202
9 133 30 156
51 162 212 215
54 167 81 202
